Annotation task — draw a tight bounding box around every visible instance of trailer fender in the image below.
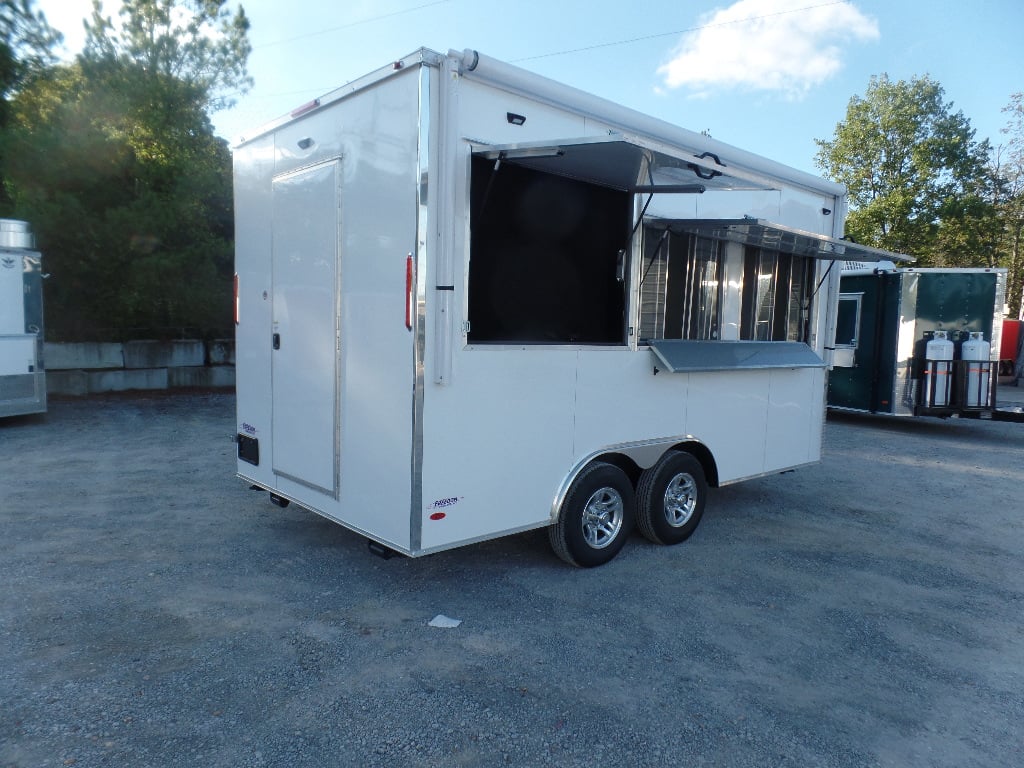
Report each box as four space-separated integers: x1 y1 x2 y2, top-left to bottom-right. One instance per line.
550 439 718 523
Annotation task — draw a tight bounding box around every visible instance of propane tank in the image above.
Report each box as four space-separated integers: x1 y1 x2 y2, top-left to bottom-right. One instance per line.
0 219 35 249
961 332 992 407
924 331 955 407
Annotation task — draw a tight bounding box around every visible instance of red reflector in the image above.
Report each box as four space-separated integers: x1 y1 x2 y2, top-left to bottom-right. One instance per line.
233 273 239 325
429 512 446 521
290 98 320 118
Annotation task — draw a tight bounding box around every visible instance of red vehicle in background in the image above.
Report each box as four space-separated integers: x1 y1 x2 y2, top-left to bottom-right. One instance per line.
1000 319 1021 379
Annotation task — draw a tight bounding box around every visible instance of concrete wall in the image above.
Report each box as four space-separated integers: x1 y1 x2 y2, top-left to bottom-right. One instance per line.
45 340 235 396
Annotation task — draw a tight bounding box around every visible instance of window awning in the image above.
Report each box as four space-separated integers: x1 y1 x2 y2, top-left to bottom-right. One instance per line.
473 135 777 193
647 218 914 263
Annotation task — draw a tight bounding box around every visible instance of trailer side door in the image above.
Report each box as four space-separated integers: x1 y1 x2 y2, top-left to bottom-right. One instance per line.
271 158 341 497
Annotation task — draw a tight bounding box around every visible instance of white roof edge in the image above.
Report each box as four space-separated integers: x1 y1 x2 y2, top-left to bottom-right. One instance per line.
236 45 848 201
232 47 442 147
449 48 847 199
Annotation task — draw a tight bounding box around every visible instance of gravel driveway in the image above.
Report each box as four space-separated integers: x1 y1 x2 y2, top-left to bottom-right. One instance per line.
2 391 1022 767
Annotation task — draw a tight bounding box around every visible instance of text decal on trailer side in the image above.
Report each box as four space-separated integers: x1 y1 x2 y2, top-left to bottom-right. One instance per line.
233 48 903 566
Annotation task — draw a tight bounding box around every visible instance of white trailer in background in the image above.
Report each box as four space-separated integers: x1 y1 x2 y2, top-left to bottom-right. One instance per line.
0 220 46 418
233 48 899 566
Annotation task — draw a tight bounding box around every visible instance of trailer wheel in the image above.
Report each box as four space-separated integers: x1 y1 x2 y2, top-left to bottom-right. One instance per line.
550 462 635 567
636 450 707 545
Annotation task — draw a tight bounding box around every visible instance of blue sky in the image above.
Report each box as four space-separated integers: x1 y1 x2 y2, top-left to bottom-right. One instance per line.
37 0 1024 176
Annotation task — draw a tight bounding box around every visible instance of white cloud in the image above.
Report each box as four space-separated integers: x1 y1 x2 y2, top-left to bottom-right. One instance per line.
657 0 879 99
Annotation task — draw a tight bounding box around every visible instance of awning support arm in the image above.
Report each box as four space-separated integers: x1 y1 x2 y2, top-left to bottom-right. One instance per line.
474 154 503 225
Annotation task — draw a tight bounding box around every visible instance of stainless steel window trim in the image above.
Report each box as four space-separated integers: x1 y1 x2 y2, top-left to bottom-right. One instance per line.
834 292 864 348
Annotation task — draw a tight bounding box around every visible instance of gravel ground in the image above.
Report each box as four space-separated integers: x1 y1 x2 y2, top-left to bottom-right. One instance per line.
1 391 1023 767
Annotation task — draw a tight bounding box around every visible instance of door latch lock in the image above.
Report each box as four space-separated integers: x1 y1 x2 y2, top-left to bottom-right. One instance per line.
272 333 281 350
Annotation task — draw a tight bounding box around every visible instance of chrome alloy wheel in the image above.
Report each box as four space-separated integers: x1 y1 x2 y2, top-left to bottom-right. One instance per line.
581 486 625 549
663 472 698 527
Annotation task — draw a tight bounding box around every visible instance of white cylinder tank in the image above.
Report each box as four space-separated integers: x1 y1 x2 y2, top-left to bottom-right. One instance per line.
961 332 992 407
924 331 955 407
926 331 955 361
0 219 35 249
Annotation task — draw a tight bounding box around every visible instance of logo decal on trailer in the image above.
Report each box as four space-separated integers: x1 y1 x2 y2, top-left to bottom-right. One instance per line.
241 422 258 435
427 496 462 520
1 257 15 269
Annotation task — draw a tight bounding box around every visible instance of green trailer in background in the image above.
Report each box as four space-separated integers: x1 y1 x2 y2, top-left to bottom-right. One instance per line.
827 264 1006 419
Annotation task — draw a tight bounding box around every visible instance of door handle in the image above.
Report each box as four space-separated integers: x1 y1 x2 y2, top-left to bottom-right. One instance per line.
272 333 281 350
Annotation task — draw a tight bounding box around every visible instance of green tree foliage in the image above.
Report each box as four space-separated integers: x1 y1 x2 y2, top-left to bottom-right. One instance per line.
814 75 995 266
0 0 60 205
991 93 1024 318
83 0 251 112
0 0 59 98
3 0 250 340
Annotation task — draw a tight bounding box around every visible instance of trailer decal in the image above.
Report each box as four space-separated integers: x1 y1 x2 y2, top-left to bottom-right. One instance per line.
428 497 462 511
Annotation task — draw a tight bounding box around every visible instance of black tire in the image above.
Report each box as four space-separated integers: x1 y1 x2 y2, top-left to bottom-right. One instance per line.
636 450 707 545
549 462 635 567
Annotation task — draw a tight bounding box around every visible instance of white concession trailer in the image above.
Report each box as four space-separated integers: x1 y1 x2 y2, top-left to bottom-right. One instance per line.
233 48 899 566
0 219 46 418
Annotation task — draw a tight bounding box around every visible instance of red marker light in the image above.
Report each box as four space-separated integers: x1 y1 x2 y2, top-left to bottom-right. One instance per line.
405 254 414 330
429 512 446 521
290 98 320 118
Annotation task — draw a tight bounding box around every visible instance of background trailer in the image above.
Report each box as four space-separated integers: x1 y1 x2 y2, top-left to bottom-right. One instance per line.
828 264 1006 419
233 48 899 566
0 219 46 419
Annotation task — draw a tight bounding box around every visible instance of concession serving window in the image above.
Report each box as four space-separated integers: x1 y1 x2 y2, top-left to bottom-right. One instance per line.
467 136 776 345
642 219 908 372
